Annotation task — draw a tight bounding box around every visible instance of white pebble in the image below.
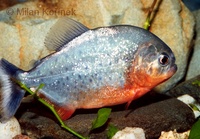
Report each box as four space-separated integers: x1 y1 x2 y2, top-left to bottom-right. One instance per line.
112 127 145 139
177 94 196 104
0 117 21 139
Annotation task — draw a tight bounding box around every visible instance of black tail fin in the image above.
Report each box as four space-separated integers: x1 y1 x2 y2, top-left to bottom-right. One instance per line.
0 59 25 122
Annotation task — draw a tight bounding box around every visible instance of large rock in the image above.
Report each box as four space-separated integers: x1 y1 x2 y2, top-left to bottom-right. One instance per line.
167 75 200 103
0 0 195 92
186 10 200 80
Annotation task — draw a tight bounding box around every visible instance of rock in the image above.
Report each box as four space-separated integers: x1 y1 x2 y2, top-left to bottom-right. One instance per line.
13 134 31 139
186 10 200 80
159 130 190 139
149 0 194 92
18 112 71 139
177 94 200 118
0 0 195 92
0 0 26 11
0 117 21 139
16 95 195 139
112 127 145 139
166 75 200 103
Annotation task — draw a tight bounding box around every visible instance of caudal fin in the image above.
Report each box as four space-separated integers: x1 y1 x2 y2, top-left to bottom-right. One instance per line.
0 59 25 122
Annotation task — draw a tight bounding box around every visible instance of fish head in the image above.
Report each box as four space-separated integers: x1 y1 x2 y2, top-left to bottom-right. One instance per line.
128 39 177 89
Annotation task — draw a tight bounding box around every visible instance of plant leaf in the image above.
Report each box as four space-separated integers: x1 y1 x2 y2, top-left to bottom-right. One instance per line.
107 124 119 139
192 80 200 87
189 119 200 139
91 108 112 130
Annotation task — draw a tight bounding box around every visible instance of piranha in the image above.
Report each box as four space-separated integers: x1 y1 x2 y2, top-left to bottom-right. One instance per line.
0 17 177 122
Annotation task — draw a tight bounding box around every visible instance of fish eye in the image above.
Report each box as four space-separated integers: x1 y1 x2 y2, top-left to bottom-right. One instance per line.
158 53 170 66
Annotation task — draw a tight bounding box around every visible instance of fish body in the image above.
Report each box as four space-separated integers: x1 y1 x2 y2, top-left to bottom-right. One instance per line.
0 18 177 122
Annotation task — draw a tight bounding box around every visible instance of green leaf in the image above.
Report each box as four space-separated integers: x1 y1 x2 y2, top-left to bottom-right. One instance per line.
192 80 200 87
189 119 200 139
91 108 112 130
107 124 119 139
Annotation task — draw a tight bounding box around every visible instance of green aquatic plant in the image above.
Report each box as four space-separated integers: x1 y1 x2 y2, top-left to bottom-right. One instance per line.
192 80 200 87
143 0 157 30
91 108 112 131
188 80 200 139
107 124 119 139
189 119 200 139
90 108 119 139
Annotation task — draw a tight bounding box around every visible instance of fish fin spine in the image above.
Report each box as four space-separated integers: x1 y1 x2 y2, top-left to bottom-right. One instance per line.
0 59 25 122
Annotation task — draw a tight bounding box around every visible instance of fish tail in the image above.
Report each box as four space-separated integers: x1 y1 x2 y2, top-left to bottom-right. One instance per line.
0 59 25 122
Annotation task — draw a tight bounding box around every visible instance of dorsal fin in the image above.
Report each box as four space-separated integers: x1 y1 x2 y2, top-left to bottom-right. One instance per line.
45 17 89 51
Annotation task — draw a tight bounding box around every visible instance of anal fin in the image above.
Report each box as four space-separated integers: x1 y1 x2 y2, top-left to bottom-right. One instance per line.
36 90 76 121
54 105 75 120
